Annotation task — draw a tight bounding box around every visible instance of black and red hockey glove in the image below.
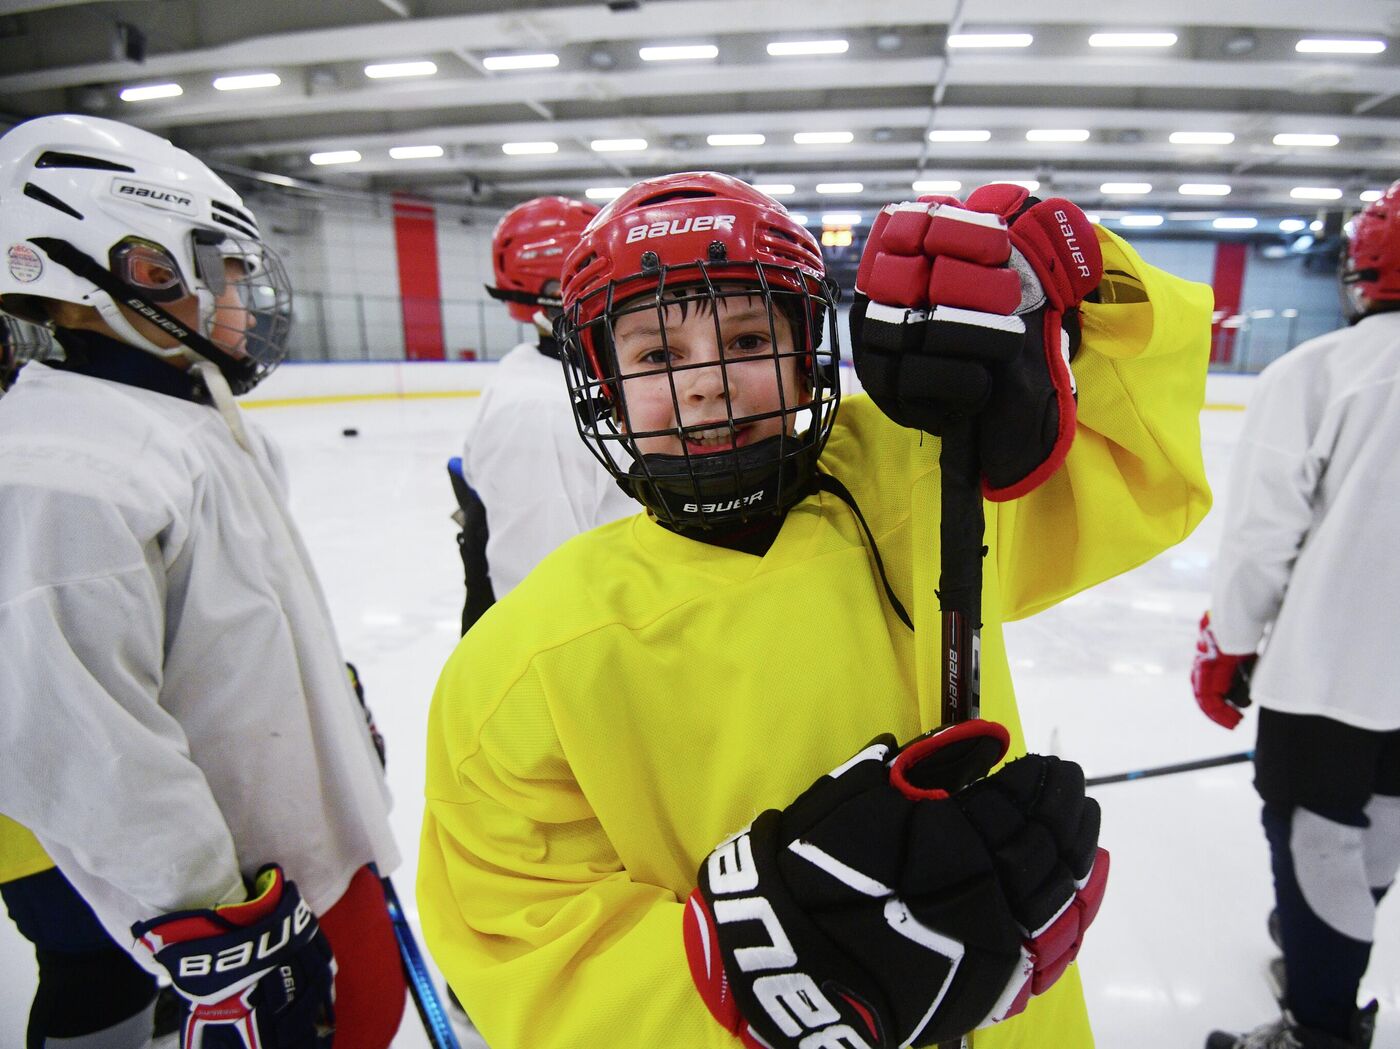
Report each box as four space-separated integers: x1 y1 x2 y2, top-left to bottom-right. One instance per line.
1191 611 1257 730
850 185 1104 500
683 720 1108 1049
132 865 335 1049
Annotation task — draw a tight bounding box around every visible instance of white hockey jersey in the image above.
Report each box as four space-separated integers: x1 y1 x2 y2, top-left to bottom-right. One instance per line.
1211 311 1400 730
0 364 399 961
463 341 636 597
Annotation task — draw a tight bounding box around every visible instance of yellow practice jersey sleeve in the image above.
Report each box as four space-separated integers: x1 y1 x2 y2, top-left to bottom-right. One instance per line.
419 228 1212 1049
0 813 55 884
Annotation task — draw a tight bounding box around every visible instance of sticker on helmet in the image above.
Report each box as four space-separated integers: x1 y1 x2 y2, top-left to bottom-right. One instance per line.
7 244 42 283
625 215 736 244
111 179 197 215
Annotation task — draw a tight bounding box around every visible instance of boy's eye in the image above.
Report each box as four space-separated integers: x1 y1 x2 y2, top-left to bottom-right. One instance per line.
729 332 770 354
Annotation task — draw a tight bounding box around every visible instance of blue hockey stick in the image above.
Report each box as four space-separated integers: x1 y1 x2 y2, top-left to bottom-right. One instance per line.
382 876 462 1049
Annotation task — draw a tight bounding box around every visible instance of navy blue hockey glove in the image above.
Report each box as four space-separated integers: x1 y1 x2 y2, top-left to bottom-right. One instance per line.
683 720 1108 1049
850 185 1103 500
132 865 335 1049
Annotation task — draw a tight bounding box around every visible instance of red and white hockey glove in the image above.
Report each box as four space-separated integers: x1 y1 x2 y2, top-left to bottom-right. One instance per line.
850 184 1103 500
132 865 336 1049
683 720 1108 1049
1191 611 1257 730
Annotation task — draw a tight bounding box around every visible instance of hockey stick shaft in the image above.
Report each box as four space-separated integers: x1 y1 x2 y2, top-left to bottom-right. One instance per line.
937 420 984 1049
1085 750 1253 787
382 876 462 1049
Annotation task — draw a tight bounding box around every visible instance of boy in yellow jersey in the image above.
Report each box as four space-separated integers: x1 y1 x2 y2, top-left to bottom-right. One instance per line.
418 172 1213 1049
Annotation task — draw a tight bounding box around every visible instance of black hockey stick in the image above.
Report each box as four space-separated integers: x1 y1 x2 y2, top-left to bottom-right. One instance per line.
382 876 462 1049
1085 750 1253 787
937 418 985 1049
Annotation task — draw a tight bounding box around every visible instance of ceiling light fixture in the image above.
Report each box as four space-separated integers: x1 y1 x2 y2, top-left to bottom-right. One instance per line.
928 129 991 142
213 73 281 91
389 145 444 159
1274 133 1340 147
753 183 796 195
1361 189 1385 202
1119 214 1164 227
1291 186 1343 200
501 141 559 155
1279 219 1308 232
482 53 560 71
1179 183 1232 196
585 187 627 200
309 150 362 165
816 182 863 194
1213 217 1258 229
1295 38 1386 54
821 211 863 225
119 83 182 102
590 138 647 152
767 40 849 56
913 179 962 192
793 131 854 144
364 61 438 79
1089 32 1178 48
947 33 1033 48
639 44 718 61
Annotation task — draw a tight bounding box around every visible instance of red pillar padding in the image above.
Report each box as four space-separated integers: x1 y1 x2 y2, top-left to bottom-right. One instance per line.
392 193 446 361
1211 241 1247 365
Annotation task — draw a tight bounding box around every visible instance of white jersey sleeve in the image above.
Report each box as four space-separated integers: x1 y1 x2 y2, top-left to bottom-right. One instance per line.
1210 313 1400 729
464 344 636 597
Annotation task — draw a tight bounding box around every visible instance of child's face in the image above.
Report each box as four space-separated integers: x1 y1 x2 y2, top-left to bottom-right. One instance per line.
122 251 252 357
610 289 810 457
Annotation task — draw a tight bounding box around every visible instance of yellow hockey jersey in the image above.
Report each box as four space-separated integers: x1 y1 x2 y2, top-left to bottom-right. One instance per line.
419 228 1213 1049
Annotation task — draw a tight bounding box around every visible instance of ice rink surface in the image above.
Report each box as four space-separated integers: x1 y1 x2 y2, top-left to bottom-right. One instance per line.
3 380 1397 1048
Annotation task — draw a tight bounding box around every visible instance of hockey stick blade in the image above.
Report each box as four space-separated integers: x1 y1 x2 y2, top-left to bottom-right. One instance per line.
1086 750 1252 787
382 876 463 1049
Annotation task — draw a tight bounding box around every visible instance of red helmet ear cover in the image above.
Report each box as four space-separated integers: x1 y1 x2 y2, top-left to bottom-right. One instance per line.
492 196 599 323
1346 179 1400 306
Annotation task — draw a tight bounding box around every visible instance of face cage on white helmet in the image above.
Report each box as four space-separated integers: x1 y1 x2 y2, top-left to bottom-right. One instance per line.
560 259 841 531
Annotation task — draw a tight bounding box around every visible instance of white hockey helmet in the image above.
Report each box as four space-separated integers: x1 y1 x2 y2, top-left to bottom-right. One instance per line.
0 114 291 393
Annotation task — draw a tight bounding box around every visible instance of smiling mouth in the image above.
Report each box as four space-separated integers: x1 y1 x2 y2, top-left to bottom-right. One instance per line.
682 421 748 453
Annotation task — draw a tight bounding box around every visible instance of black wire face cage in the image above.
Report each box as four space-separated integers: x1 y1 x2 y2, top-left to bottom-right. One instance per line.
561 259 841 531
108 229 293 393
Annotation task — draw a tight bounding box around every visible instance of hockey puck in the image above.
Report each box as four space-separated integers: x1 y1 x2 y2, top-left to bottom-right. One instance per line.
342 427 359 437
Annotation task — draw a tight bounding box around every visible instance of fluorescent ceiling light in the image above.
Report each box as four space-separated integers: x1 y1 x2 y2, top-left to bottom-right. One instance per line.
1311 219 1324 231
639 44 718 61
1119 215 1164 227
1170 131 1235 145
1027 129 1090 142
364 61 438 79
708 133 765 146
753 183 796 195
309 150 361 165
1213 217 1258 230
1101 182 1151 194
1295 38 1386 54
502 141 559 155
1089 32 1178 48
213 73 280 91
1179 183 1232 196
591 139 647 152
482 53 559 70
585 187 626 200
787 213 810 225
993 179 1040 191
928 129 991 142
1274 133 1339 147
120 83 182 102
1279 219 1308 232
821 212 863 225
793 131 854 144
947 33 1033 48
913 180 962 192
816 182 863 194
1291 186 1343 200
1360 189 1385 202
767 40 848 56
389 145 444 160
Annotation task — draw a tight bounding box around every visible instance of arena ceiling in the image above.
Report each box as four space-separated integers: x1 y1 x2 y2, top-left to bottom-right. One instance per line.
2 0 1399 231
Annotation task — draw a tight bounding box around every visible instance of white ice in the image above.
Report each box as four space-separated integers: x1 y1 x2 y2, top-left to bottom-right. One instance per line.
2 382 1396 1048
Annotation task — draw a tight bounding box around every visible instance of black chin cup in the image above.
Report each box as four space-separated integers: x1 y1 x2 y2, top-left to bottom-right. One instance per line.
626 432 819 530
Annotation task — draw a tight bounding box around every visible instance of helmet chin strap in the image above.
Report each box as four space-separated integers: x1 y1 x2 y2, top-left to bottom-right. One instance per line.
93 295 185 359
190 360 253 453
531 309 553 335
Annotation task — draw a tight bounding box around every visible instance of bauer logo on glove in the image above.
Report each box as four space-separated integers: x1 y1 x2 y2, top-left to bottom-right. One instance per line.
683 720 1108 1049
849 185 1104 500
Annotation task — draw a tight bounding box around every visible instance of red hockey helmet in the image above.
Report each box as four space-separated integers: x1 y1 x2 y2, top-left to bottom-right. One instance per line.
557 172 840 531
1342 180 1400 320
488 196 598 324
